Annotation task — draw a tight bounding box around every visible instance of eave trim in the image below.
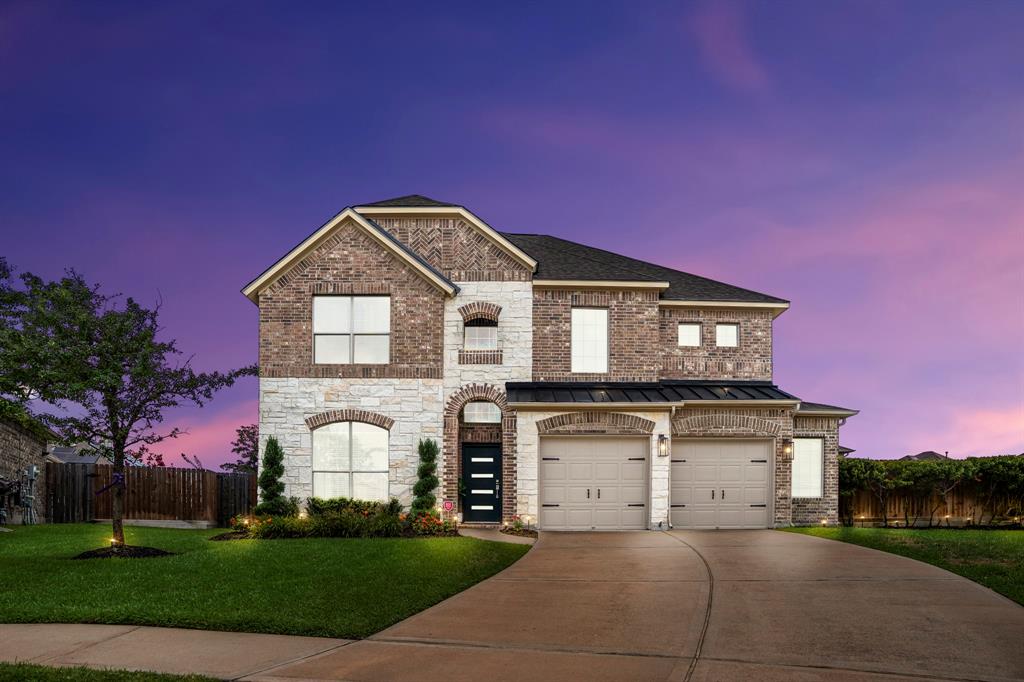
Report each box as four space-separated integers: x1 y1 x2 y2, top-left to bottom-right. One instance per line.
659 300 791 318
533 279 671 290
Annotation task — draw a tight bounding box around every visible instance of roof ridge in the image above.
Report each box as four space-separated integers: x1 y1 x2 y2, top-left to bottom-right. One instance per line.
359 194 457 208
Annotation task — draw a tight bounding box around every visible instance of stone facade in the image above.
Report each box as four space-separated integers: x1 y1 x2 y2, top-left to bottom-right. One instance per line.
793 415 841 525
532 288 661 382
659 307 773 380
259 377 443 505
0 417 48 524
258 218 446 379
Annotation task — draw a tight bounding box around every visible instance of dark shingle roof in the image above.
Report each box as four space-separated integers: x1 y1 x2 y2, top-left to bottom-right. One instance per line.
506 380 799 404
501 233 787 304
47 446 105 465
359 195 457 208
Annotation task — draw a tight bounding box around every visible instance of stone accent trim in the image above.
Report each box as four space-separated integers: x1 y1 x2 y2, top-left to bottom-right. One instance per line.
304 409 395 431
671 412 783 438
458 350 503 365
442 384 517 522
457 301 503 323
536 411 656 435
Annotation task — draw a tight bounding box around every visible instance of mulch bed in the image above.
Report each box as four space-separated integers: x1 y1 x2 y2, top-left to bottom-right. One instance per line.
72 545 175 559
501 527 539 538
208 531 251 541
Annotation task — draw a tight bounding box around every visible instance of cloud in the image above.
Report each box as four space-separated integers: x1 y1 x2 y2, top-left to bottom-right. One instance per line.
148 399 258 470
688 1 771 94
933 405 1024 457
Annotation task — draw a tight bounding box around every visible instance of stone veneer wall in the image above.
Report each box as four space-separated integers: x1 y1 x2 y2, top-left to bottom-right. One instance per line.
659 307 773 380
258 218 446 379
671 407 795 526
515 409 672 528
533 288 661 382
259 378 443 505
792 415 840 526
0 417 47 523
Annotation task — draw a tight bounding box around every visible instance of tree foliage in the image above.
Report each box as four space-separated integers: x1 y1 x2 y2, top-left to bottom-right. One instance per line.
411 438 439 516
253 436 298 516
221 423 258 474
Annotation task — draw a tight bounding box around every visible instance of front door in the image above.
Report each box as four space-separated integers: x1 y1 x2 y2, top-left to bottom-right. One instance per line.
462 443 502 523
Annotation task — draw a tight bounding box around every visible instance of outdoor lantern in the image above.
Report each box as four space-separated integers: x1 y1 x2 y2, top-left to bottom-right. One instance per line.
782 439 794 456
657 434 669 457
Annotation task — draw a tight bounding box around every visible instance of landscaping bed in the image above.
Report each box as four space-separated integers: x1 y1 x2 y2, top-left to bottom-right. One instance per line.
0 524 529 639
783 527 1024 605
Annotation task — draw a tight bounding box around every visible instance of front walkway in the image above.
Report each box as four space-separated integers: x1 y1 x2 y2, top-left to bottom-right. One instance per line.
3 530 1023 681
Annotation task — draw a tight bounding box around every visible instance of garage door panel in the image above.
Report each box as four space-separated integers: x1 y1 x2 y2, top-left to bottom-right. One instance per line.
621 462 645 481
743 485 767 505
593 462 619 481
621 507 646 527
543 462 567 481
743 464 767 483
671 439 771 530
568 462 593 479
693 464 717 481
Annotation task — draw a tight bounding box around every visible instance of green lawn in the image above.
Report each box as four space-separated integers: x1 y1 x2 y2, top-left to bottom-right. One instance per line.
0 663 215 682
783 527 1024 605
0 524 528 639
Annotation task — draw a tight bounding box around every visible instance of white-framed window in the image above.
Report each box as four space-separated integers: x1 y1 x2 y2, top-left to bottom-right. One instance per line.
464 319 498 351
313 296 390 364
792 438 824 498
678 322 701 347
571 308 608 373
715 323 738 348
463 401 501 424
312 421 389 501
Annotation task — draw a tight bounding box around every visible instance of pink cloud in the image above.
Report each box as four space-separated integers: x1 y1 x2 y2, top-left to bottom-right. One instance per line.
148 398 258 470
688 2 771 94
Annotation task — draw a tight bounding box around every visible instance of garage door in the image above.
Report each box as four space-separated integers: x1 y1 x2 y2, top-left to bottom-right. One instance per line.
671 440 770 529
539 437 648 530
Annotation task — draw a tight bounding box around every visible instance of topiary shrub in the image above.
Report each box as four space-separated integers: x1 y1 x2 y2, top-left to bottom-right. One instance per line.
411 438 439 516
253 437 299 516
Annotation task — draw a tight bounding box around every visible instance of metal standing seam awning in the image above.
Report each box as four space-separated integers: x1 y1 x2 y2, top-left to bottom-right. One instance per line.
506 380 801 406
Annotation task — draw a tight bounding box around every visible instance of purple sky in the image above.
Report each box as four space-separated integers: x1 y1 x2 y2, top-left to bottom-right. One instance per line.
2 1 1022 467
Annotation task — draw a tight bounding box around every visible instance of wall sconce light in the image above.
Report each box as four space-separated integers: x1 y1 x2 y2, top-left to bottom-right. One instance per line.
781 439 793 456
657 434 669 457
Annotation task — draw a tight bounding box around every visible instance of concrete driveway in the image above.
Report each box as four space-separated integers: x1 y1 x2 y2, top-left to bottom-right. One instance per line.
254 530 1024 682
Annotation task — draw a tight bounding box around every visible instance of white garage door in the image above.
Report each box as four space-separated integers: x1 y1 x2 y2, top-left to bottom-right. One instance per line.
539 437 648 530
671 440 771 529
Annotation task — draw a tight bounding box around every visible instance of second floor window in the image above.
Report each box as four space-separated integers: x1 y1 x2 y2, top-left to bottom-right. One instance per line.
571 307 608 373
678 322 701 347
313 295 390 364
715 323 738 348
464 318 498 351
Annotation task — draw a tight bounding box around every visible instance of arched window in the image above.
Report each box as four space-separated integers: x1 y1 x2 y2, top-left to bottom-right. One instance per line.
312 422 389 501
464 318 498 351
463 401 501 424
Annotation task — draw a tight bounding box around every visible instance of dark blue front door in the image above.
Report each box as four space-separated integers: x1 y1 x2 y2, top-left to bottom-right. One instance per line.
462 443 502 523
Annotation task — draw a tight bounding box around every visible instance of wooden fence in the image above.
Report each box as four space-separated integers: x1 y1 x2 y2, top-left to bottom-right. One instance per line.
46 462 256 526
841 488 1021 527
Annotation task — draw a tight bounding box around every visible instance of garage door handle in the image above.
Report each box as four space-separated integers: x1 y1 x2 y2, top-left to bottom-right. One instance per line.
671 504 686 508
542 457 559 461
542 504 560 508
711 490 715 499
671 459 686 463
627 503 645 507
597 488 601 499
586 488 590 499
750 504 766 508
721 489 725 499
628 457 645 461
750 459 767 463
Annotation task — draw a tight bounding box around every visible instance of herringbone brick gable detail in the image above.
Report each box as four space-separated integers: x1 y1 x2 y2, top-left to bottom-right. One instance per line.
304 409 395 431
457 301 503 323
536 411 656 435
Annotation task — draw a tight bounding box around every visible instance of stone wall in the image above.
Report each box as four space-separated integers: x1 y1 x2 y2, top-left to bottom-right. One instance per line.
258 218 447 379
659 307 773 380
792 415 840 526
259 377 443 505
0 417 47 523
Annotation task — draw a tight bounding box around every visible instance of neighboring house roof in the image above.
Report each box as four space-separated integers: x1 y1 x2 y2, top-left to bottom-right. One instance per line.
900 450 947 461
838 446 856 456
46 446 105 465
501 233 788 306
507 380 799 405
359 194 457 208
797 401 859 417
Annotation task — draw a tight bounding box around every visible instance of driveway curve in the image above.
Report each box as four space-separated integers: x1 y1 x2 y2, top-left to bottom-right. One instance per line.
256 530 1024 682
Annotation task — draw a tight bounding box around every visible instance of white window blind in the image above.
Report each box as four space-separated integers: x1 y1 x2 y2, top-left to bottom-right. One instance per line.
715 323 738 347
571 308 608 373
464 324 498 351
678 323 701 347
792 438 823 498
313 296 390 364
463 401 501 423
312 422 389 501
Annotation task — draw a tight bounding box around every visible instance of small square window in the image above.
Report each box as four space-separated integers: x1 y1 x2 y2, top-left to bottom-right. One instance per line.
678 323 701 347
464 324 498 351
715 323 738 347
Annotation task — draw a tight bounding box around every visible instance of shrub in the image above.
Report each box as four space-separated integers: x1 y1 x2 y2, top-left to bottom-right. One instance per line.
253 495 300 518
410 510 457 536
306 496 402 518
246 499 405 539
411 439 439 516
254 437 298 516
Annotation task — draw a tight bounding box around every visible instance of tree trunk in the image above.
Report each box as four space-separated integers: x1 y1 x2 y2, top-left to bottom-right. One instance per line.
112 448 125 547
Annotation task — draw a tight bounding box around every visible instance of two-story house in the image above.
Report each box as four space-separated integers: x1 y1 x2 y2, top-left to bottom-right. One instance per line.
243 195 856 530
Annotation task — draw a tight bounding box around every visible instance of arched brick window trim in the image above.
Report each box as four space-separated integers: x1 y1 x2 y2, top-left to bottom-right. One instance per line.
457 301 502 324
671 414 782 438
442 383 516 522
537 411 656 435
305 409 395 431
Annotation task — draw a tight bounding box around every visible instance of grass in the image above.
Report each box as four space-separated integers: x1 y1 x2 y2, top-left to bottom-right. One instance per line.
783 527 1024 605
0 663 216 681
0 524 528 639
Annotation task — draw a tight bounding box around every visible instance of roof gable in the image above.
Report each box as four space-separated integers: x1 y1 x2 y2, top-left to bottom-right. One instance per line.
242 208 457 303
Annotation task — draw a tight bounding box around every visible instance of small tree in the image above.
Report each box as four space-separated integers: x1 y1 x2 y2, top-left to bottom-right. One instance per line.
221 424 258 474
254 437 296 516
411 438 439 516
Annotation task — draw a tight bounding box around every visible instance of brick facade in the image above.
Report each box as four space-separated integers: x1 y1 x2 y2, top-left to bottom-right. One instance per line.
659 307 773 380
373 217 532 282
792 415 840 525
258 218 446 379
0 417 48 524
536 411 656 435
532 288 661 381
